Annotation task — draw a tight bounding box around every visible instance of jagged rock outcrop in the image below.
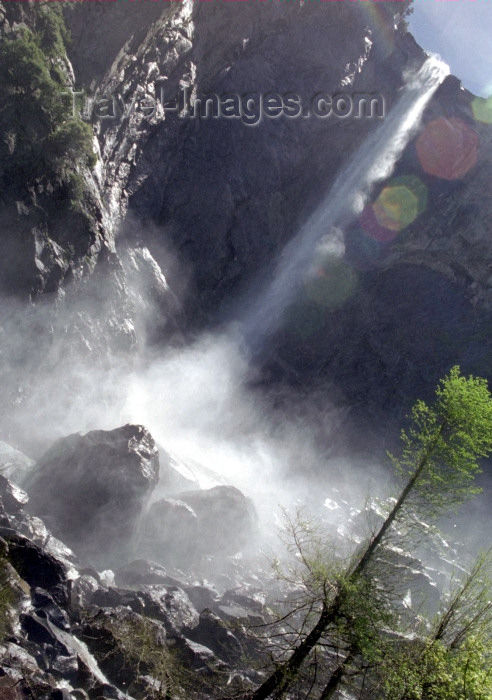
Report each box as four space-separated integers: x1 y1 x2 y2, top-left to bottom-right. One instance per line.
0 470 265 699
185 608 243 665
0 442 34 485
25 425 160 565
88 0 417 329
1 0 491 448
0 459 479 699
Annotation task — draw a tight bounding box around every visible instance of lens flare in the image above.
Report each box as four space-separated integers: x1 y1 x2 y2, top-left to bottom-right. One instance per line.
373 175 427 232
359 203 398 242
416 117 478 180
305 260 358 310
472 95 492 124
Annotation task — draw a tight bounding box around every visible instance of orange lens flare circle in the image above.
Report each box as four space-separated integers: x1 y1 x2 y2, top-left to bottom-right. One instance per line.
416 117 478 180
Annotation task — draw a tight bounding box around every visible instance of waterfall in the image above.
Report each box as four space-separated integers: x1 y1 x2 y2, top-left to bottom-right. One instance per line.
238 56 450 350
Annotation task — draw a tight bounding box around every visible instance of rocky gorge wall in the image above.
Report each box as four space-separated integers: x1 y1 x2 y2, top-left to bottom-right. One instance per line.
0 0 491 454
1 4 491 696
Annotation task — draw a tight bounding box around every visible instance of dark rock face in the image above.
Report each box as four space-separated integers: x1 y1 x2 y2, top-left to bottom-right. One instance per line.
98 0 415 329
177 486 257 557
0 456 472 700
267 264 492 444
26 425 160 565
186 608 243 665
140 498 198 568
0 469 261 699
5 535 70 606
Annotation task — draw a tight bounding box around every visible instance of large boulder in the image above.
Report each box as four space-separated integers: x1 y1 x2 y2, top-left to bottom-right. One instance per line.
140 486 257 568
25 425 160 565
90 584 199 636
176 486 257 558
185 608 243 665
139 499 198 569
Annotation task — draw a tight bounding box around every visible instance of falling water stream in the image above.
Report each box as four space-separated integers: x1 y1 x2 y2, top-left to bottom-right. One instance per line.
122 56 450 520
239 56 450 350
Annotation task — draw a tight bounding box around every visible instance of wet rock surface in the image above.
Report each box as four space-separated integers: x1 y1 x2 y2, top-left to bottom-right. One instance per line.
25 425 160 566
5 535 70 607
0 1 490 697
0 469 266 699
0 444 35 486
0 443 470 699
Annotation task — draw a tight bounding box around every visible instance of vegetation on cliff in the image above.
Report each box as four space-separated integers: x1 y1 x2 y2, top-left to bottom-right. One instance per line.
0 3 95 204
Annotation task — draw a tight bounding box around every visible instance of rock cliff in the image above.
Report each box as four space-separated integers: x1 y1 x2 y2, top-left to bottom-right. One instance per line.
0 0 491 442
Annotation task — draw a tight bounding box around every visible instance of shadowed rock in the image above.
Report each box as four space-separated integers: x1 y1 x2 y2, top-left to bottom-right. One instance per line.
140 486 257 568
5 534 69 606
176 486 257 558
25 425 160 565
186 608 243 665
140 499 198 568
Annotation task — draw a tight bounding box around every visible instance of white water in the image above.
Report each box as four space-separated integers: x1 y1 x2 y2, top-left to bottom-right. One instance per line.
239 56 450 349
118 57 451 515
7 57 451 532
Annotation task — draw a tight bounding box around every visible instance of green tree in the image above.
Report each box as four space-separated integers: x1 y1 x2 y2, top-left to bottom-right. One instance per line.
0 7 95 198
380 551 492 700
249 367 492 700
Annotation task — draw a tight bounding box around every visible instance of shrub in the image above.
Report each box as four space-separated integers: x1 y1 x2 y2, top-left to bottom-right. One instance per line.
0 8 95 202
0 557 15 641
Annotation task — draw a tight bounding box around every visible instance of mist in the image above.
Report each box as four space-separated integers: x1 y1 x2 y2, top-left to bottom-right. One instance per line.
0 51 487 581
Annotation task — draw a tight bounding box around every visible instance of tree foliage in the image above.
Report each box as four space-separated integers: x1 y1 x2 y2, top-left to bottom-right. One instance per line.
391 366 492 513
0 5 95 200
249 367 492 700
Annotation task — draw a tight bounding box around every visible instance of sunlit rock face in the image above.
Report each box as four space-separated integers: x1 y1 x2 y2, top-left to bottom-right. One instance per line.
25 425 160 565
0 442 34 485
